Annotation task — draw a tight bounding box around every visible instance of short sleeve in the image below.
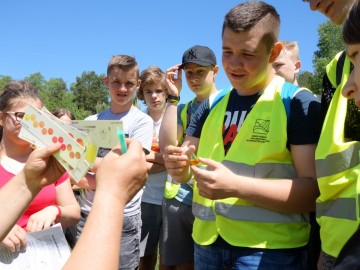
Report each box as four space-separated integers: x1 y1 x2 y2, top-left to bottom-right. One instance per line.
177 104 186 128
186 99 210 138
288 90 323 145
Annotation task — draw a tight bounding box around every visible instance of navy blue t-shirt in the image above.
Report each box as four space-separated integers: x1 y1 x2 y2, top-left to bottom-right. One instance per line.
186 88 322 153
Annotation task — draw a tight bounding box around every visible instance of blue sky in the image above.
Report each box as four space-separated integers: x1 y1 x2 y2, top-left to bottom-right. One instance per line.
0 1 327 104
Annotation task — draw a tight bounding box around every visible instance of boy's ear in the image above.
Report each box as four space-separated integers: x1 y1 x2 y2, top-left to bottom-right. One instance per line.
213 65 219 76
104 76 109 87
136 79 141 90
294 60 302 74
269 42 282 63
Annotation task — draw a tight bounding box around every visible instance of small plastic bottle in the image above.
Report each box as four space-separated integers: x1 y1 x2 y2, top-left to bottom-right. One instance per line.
182 145 200 166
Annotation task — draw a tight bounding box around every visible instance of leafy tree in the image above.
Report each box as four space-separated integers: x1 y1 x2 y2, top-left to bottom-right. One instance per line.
298 71 315 90
0 75 12 92
41 78 68 110
44 78 68 99
300 21 344 94
70 71 109 116
314 21 344 61
24 72 46 93
54 91 90 120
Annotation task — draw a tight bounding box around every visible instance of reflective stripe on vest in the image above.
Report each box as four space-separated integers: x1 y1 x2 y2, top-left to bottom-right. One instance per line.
194 202 308 223
193 76 310 249
194 160 305 224
315 51 359 258
222 160 296 179
316 143 360 178
316 197 359 220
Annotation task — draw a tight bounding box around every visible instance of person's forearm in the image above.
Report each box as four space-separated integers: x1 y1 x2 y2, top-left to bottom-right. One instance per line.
159 104 178 152
233 176 319 213
0 172 40 240
152 152 165 165
147 162 166 174
146 152 164 165
63 190 125 270
58 204 81 228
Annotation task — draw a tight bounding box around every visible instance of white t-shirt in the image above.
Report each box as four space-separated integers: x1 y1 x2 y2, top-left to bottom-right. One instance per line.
79 106 153 216
141 114 167 205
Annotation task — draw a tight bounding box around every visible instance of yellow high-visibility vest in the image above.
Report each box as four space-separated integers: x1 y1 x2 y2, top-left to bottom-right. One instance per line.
315 51 360 258
193 76 310 249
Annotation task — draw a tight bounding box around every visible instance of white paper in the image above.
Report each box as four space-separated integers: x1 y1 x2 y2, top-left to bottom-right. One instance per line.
0 224 71 269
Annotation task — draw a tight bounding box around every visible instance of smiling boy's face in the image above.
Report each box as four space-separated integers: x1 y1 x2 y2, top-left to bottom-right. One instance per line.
105 67 140 113
222 26 281 96
306 0 355 25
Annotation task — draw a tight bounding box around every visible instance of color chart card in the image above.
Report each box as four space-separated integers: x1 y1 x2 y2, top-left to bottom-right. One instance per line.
19 105 97 182
71 120 123 149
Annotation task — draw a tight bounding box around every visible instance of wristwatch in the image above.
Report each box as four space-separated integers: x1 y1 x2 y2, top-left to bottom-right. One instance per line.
167 94 180 102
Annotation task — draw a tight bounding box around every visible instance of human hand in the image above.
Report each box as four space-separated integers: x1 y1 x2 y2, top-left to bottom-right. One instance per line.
163 145 192 183
191 157 238 200
145 151 157 163
0 225 27 252
95 139 148 204
22 144 65 192
26 205 59 232
165 65 182 96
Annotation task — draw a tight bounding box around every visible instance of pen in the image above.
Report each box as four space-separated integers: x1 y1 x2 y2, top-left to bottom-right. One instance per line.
117 128 128 154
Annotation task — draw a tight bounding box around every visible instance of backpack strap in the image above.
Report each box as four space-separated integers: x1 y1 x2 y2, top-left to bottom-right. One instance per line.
209 86 232 110
280 82 302 122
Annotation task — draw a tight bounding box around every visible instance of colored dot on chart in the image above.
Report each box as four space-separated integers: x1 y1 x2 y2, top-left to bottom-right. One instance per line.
39 121 45 128
48 128 53 135
30 114 36 121
67 144 72 151
58 137 64 143
68 133 74 138
60 144 66 151
41 128 47 135
76 138 84 147
69 152 74 159
52 137 58 143
75 152 81 159
33 121 38 128
24 114 31 121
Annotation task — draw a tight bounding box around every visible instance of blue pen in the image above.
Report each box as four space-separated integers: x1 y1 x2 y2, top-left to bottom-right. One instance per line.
117 128 128 154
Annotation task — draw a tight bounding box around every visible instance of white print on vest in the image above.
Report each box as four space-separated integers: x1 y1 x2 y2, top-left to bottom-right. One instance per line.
223 110 247 132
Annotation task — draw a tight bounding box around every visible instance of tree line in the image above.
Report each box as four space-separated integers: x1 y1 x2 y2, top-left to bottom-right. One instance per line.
0 22 344 120
0 71 109 120
298 21 345 93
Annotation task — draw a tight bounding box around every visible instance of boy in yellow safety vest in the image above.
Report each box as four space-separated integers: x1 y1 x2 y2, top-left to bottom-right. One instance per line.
304 0 359 269
159 45 219 269
164 1 323 269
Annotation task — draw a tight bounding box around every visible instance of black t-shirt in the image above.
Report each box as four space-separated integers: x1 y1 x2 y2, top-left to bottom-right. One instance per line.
186 88 322 153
